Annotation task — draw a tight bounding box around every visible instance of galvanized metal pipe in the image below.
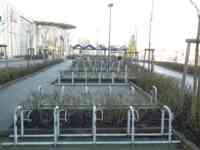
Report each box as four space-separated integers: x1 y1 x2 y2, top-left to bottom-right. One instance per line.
60 86 65 102
125 65 128 83
14 106 22 145
58 72 61 85
57 110 60 136
127 110 130 135
161 109 165 134
98 72 101 84
93 105 96 143
38 85 42 97
152 85 158 103
85 70 87 84
54 106 59 145
20 109 24 137
130 106 135 143
108 85 112 95
163 105 172 142
72 72 74 84
112 72 115 84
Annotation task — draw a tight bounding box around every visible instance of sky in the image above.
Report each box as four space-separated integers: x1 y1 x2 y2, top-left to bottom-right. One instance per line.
3 0 200 55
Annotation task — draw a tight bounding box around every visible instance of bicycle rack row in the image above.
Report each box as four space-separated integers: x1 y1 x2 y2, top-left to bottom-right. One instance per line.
57 66 130 86
2 104 180 146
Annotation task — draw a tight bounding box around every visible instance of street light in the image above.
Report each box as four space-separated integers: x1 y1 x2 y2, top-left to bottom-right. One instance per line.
108 3 114 69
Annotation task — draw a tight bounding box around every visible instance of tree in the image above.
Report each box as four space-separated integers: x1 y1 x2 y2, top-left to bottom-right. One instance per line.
128 35 137 57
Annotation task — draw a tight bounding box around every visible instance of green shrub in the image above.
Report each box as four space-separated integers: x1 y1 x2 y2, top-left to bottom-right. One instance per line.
129 64 200 147
134 70 182 112
0 59 63 85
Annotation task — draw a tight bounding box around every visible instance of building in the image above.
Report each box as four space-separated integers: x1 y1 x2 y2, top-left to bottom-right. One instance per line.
0 1 76 58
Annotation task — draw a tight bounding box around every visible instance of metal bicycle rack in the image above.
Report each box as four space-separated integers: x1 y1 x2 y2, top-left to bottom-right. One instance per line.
56 65 134 86
2 103 180 146
1 59 180 146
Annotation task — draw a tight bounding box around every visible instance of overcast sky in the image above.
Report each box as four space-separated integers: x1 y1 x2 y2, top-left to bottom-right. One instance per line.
4 0 200 53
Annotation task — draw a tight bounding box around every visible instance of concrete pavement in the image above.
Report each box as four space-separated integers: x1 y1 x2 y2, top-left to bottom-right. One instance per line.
0 59 72 130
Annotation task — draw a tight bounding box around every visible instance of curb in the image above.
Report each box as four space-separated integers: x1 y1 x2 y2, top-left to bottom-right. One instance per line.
174 131 200 150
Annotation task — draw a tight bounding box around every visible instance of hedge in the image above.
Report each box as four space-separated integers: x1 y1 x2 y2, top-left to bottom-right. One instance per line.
0 59 63 85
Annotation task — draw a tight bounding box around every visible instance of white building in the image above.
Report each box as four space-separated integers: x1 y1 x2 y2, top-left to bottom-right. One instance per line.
0 1 33 57
0 1 75 58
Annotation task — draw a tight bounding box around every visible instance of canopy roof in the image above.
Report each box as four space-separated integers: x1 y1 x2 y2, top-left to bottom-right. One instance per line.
34 21 76 30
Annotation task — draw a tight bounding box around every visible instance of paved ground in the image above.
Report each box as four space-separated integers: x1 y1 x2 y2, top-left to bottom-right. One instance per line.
0 144 182 150
141 63 193 88
0 60 72 130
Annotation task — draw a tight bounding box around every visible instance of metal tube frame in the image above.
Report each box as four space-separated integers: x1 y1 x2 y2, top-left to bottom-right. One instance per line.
130 106 135 143
127 110 130 135
161 109 165 135
9 104 178 145
58 72 61 85
93 105 96 143
163 105 173 142
14 106 22 144
152 85 158 103
58 70 131 86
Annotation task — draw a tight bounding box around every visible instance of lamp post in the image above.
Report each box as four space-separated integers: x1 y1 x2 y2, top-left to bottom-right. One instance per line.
108 3 113 70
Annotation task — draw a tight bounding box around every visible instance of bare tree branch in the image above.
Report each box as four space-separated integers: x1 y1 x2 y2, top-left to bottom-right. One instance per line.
189 0 200 15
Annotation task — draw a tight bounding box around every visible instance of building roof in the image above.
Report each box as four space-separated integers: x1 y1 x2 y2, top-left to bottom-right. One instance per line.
82 45 96 50
34 21 76 30
72 44 84 50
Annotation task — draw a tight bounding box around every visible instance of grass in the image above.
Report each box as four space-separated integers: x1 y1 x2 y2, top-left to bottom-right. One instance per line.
0 59 63 85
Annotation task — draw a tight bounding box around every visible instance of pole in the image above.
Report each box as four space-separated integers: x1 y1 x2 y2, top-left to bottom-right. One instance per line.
108 3 113 71
148 0 154 72
192 15 200 129
108 6 112 61
182 42 191 91
193 15 200 97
